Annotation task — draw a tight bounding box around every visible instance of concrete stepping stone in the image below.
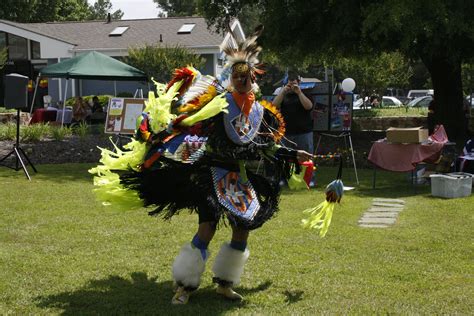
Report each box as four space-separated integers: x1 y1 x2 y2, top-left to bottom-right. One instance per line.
359 198 405 228
359 224 390 228
361 212 399 218
373 198 405 204
372 202 405 208
358 217 397 225
366 207 403 213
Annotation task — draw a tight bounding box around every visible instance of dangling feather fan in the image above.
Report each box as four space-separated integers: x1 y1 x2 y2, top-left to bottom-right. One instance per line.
302 157 345 238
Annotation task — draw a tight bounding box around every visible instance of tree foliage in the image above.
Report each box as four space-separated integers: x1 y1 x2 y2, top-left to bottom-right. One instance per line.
88 0 123 20
0 0 123 22
199 0 474 138
334 52 413 99
0 48 7 70
153 0 260 34
153 0 199 17
462 63 474 96
124 45 205 83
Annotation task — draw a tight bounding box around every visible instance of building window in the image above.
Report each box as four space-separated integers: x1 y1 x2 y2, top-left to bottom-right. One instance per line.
31 40 41 59
109 26 129 36
8 34 28 60
177 23 195 34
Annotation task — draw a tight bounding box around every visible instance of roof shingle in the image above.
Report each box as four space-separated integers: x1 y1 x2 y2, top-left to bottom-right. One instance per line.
1 17 224 50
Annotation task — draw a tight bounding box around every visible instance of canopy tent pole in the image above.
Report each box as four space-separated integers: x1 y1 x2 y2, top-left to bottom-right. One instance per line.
61 79 69 127
29 75 41 114
114 81 117 96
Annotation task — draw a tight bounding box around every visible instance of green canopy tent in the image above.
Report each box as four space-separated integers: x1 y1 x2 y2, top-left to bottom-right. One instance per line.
30 51 148 124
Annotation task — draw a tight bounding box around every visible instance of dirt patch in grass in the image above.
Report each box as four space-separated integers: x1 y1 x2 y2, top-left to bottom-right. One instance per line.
0 134 118 166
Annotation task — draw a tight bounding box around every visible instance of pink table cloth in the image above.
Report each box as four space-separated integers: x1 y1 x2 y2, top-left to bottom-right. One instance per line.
30 108 57 124
368 126 448 172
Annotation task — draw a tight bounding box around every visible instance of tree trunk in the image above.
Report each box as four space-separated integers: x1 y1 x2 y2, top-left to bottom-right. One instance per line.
423 55 467 140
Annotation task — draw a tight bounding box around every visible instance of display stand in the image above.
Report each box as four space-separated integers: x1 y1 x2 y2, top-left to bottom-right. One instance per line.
113 134 132 151
134 89 144 98
0 109 37 180
315 131 359 185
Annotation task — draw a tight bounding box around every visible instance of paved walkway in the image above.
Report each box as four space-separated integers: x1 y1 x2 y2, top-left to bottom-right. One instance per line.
358 198 405 228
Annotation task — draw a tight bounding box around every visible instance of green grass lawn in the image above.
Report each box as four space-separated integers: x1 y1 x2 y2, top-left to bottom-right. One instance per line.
0 164 472 315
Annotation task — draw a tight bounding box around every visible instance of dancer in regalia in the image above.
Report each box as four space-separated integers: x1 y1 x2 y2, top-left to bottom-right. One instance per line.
90 26 313 304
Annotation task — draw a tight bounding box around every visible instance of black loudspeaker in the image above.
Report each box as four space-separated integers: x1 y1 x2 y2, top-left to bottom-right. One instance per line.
4 73 29 109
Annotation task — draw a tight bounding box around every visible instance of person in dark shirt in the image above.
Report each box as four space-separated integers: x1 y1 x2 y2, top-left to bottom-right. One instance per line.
91 96 103 113
273 71 315 187
273 71 314 154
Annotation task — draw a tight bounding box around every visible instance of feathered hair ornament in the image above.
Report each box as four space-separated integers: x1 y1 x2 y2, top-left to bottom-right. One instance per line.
217 24 265 84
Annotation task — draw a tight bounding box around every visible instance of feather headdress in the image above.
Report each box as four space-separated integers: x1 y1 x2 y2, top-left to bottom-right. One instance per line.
218 24 265 83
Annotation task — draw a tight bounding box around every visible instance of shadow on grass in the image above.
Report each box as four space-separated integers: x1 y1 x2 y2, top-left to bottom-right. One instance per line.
283 289 304 304
35 272 272 315
353 185 431 199
0 163 95 183
312 166 433 199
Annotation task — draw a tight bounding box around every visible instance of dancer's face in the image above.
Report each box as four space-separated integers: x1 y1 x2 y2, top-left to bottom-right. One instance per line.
231 69 252 94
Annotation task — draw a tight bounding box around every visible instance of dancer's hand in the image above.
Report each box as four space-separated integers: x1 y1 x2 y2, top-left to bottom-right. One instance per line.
296 150 313 163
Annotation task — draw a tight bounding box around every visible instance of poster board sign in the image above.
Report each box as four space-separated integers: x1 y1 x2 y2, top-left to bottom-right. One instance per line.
312 95 330 131
308 81 333 132
308 81 353 132
105 98 146 134
304 82 330 95
329 94 353 131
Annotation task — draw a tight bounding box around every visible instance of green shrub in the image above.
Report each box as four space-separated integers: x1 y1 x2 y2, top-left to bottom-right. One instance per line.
0 122 17 140
73 122 89 139
50 126 72 141
65 95 112 108
0 107 18 113
21 123 50 142
353 107 427 118
125 44 205 82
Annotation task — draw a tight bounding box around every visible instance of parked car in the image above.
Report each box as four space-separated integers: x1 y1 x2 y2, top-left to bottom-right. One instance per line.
353 94 370 109
382 96 403 107
466 95 474 108
407 95 433 107
353 97 364 109
407 89 434 101
385 88 408 104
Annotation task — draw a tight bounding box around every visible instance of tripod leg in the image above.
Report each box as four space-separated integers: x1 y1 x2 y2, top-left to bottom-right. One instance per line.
315 134 322 154
14 147 31 180
17 147 37 173
348 134 359 185
372 164 376 189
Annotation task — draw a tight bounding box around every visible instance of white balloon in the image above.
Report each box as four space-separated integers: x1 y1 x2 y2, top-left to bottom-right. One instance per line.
341 78 356 92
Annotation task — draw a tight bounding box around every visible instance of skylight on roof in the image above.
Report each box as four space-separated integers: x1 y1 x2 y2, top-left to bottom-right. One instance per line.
178 23 195 34
109 26 129 37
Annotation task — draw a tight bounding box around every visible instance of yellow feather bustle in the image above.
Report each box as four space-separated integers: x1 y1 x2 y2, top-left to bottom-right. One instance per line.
259 99 286 142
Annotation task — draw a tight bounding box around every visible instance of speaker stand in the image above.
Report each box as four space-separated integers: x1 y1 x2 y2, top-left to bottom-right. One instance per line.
0 109 37 180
